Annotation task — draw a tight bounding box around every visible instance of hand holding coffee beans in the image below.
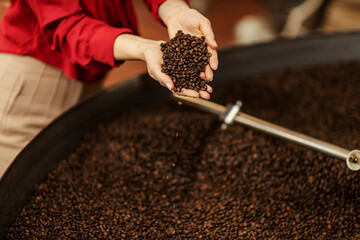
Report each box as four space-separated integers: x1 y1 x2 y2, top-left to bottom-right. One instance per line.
161 30 212 94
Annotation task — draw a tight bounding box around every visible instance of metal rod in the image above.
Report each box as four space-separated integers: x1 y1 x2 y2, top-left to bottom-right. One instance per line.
173 94 360 171
174 94 226 115
234 112 349 159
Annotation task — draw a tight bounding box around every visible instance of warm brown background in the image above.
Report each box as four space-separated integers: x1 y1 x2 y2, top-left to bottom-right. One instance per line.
1 0 360 88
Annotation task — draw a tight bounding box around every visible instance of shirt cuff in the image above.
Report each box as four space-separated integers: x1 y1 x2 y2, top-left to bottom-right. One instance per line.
89 25 134 67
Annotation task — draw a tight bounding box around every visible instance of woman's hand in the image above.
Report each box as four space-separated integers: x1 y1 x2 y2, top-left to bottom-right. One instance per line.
159 0 218 99
113 34 176 92
113 33 213 99
142 40 213 99
143 40 176 92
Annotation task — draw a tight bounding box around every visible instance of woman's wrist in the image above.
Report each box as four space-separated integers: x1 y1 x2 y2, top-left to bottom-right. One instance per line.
158 0 190 26
113 34 159 61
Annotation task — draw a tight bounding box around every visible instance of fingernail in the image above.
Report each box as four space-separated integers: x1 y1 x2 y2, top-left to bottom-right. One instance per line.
214 40 218 47
166 83 172 91
211 63 218 71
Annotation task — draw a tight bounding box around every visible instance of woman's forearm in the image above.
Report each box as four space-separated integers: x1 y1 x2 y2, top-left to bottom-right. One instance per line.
113 34 159 61
112 0 193 61
158 0 190 26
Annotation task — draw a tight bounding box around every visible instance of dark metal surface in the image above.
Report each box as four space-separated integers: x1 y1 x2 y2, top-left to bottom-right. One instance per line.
215 31 360 84
2 31 360 236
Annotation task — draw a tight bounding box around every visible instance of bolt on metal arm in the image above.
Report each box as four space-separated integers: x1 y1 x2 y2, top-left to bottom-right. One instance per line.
173 94 360 171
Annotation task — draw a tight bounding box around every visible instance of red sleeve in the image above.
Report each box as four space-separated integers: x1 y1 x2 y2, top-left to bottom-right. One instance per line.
25 0 132 68
143 0 168 23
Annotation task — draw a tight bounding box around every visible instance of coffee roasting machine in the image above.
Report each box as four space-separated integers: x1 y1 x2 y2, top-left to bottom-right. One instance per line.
1 32 360 237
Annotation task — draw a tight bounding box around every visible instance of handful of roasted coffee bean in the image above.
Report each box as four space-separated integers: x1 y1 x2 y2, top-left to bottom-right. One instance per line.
161 30 211 93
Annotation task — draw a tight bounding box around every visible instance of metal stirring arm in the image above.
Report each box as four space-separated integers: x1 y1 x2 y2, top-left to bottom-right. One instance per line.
173 94 360 171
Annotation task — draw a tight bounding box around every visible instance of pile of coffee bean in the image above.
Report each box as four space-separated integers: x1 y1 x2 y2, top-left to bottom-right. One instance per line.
161 30 211 93
6 62 360 239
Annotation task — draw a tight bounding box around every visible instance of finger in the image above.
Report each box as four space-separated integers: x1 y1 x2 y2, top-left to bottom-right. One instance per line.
200 72 206 79
200 19 217 48
199 90 210 99
177 88 200 98
204 65 213 81
148 55 176 91
151 68 175 91
159 75 174 91
206 85 213 93
208 47 218 70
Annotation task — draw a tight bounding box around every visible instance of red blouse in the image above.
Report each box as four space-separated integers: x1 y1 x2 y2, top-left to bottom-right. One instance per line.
0 0 167 83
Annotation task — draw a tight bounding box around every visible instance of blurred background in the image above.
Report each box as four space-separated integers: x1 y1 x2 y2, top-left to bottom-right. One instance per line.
1 0 360 87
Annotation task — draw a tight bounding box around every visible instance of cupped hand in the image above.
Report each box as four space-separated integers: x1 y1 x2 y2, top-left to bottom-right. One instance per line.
143 40 212 99
165 8 218 82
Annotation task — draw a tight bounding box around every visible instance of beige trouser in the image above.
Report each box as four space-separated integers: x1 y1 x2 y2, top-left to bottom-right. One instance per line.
0 54 83 178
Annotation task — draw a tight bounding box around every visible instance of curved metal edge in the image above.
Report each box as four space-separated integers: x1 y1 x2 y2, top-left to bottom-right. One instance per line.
2 31 360 236
0 74 170 235
214 31 360 85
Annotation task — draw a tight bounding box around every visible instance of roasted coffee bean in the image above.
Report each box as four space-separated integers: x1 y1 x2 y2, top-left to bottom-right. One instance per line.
6 62 360 239
161 30 210 93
